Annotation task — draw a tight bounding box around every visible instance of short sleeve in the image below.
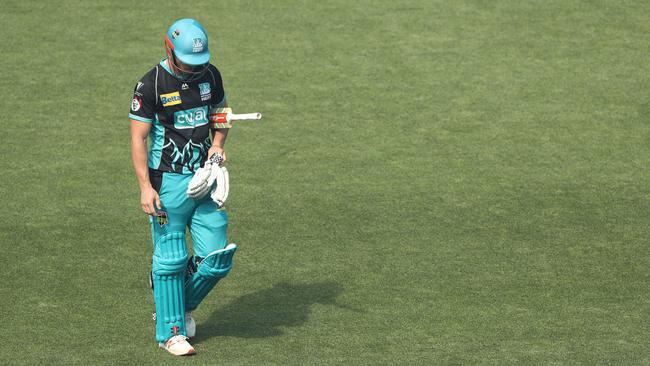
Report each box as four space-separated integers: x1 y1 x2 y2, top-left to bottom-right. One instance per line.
128 69 157 123
207 65 227 108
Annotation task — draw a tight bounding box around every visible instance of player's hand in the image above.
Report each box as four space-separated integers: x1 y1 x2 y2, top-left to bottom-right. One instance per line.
140 186 161 215
208 146 227 163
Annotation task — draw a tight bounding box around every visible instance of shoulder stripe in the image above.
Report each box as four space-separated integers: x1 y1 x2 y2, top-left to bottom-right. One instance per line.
154 65 159 106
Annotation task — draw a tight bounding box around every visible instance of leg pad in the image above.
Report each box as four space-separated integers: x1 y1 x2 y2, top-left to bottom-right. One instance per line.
152 232 188 342
185 244 237 311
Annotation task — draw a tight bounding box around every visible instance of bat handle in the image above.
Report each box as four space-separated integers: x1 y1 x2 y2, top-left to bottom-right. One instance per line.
229 112 262 121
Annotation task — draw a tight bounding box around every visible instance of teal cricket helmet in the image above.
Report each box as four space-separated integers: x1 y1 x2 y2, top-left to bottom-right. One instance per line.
164 18 210 66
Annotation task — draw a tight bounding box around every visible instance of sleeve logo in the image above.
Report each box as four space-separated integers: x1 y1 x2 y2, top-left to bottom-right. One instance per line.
160 91 182 107
131 96 142 111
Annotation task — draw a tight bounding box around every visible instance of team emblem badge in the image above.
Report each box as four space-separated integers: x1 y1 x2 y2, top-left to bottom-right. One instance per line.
155 210 168 226
198 82 211 101
192 38 204 53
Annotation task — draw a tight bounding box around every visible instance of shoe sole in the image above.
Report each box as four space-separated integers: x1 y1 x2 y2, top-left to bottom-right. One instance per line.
158 345 197 356
161 348 196 356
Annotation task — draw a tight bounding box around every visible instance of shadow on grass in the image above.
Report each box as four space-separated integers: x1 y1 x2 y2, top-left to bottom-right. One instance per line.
195 281 354 341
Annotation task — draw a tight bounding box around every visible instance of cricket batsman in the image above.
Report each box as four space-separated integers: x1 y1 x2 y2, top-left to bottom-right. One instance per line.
129 18 237 356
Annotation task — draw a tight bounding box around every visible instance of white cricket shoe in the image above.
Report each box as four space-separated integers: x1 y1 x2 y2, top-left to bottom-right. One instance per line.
159 335 196 356
186 312 196 338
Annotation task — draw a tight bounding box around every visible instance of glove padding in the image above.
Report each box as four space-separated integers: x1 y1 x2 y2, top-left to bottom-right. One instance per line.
210 165 229 209
187 154 223 199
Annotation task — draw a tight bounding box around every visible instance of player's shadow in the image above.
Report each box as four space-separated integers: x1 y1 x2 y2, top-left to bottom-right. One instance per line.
195 281 352 341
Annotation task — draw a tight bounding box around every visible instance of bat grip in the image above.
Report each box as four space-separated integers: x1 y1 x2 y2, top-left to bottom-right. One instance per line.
229 112 262 121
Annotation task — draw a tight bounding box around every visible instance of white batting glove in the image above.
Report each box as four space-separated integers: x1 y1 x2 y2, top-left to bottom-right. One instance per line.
187 154 223 199
210 165 229 208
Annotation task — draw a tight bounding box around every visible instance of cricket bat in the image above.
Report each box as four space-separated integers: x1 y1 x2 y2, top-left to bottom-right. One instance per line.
210 107 262 129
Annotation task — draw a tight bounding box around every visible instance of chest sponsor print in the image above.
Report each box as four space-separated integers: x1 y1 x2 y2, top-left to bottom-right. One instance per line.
160 91 182 106
173 106 209 129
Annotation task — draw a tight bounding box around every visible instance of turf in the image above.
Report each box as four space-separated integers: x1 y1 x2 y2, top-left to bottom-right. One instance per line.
2 0 650 364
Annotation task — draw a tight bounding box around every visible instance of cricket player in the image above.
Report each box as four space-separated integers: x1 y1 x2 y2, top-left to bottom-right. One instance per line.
129 18 237 356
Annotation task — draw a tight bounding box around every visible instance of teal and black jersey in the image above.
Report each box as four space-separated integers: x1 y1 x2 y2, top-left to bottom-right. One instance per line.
129 59 226 174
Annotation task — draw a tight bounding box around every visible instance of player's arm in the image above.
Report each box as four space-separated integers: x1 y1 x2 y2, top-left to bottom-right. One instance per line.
131 120 161 215
209 101 229 161
130 119 152 190
129 72 159 214
207 65 229 161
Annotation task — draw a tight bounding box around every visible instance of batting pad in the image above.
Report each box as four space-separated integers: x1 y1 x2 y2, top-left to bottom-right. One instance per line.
152 231 189 342
185 243 237 311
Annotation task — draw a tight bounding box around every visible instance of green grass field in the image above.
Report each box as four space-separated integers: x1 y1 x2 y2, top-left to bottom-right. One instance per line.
2 0 650 364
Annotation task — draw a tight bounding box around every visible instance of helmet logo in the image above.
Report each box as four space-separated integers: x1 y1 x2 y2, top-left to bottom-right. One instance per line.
192 38 204 53
171 30 180 39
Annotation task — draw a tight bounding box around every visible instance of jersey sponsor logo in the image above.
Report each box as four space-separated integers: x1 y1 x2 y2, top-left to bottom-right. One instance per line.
131 96 142 111
160 91 182 106
192 38 204 53
198 82 211 101
173 106 209 129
